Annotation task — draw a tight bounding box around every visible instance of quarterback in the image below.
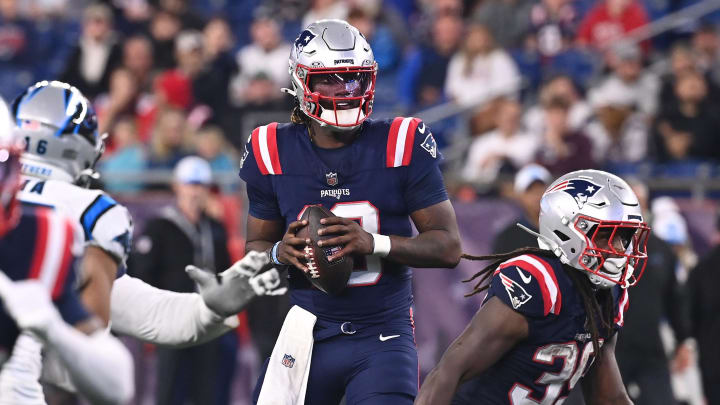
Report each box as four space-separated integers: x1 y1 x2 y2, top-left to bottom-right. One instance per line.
416 170 649 405
243 20 462 404
0 81 285 402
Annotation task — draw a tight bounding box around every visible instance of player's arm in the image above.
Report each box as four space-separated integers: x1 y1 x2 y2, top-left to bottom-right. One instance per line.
416 296 529 405
0 272 134 405
110 251 285 347
581 334 633 405
246 215 312 272
78 245 116 325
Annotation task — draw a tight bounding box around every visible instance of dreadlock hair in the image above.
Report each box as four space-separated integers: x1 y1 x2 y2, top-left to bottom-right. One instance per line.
462 247 615 358
290 104 310 125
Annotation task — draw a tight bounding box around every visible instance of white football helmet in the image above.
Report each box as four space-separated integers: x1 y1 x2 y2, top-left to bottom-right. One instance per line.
285 19 377 131
11 81 105 186
530 169 650 288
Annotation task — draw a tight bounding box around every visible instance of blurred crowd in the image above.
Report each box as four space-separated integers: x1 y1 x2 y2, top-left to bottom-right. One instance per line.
3 0 720 195
4 0 720 404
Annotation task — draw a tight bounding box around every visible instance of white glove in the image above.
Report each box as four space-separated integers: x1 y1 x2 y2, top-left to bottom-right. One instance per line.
186 251 287 317
0 271 59 339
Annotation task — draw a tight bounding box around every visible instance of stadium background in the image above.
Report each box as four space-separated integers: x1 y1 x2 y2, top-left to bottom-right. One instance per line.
1 0 718 403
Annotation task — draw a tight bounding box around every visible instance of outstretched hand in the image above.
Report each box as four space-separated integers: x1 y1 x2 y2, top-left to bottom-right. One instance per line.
186 251 287 317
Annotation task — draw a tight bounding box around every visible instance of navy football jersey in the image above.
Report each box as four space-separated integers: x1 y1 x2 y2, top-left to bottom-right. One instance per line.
239 118 447 322
454 254 629 405
0 207 90 361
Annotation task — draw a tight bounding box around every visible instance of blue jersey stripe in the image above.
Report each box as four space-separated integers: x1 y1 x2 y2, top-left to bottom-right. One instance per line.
80 195 117 241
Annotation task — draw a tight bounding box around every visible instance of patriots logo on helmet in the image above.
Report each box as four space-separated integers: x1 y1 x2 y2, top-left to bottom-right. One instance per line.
547 178 603 208
294 30 316 52
499 273 532 309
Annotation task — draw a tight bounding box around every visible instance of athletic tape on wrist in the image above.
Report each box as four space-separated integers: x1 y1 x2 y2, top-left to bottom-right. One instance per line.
371 233 391 257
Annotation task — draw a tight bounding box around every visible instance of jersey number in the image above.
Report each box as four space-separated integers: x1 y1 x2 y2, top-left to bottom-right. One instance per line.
509 339 603 405
24 137 47 155
297 201 382 286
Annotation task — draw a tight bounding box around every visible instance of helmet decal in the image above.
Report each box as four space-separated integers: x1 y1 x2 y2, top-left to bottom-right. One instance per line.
546 178 603 208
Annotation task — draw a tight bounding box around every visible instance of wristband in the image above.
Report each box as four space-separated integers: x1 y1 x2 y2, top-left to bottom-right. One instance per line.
270 241 286 265
371 233 391 257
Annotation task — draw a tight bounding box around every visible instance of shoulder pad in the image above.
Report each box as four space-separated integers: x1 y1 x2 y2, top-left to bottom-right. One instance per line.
81 194 133 264
250 122 282 175
493 254 562 316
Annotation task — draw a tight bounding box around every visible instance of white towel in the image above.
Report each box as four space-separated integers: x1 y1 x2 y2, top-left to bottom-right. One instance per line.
257 305 317 405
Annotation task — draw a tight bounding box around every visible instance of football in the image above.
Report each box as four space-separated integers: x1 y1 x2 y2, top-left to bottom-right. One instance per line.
296 206 353 295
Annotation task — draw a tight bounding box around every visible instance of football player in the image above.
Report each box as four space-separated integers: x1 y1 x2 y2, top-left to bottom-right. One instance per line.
0 80 286 401
415 170 650 405
0 96 134 404
242 20 462 404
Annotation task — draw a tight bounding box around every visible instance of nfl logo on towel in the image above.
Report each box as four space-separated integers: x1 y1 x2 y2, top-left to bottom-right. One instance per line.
282 354 295 368
326 172 338 187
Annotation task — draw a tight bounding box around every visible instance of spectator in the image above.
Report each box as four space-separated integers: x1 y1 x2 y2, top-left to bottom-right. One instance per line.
129 156 233 405
147 108 191 173
471 0 533 49
692 23 720 86
397 13 463 109
122 35 154 92
193 125 236 191
193 17 237 124
158 0 205 30
155 30 204 112
59 3 121 99
99 117 147 193
230 16 290 107
462 99 537 184
588 43 659 116
444 23 520 107
652 70 720 162
301 0 349 29
688 212 720 405
584 104 648 165
534 97 596 174
528 0 578 58
612 183 692 405
524 75 593 136
0 0 35 69
491 163 552 253
577 0 650 54
95 37 155 138
147 8 181 70
346 6 401 72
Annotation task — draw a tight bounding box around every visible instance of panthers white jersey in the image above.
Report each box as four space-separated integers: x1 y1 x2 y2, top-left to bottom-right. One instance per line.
17 177 133 271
